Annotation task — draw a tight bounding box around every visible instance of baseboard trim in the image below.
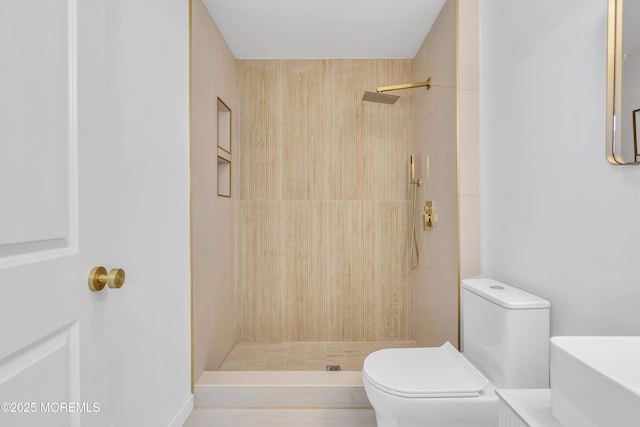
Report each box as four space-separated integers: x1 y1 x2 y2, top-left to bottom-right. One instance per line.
168 394 193 427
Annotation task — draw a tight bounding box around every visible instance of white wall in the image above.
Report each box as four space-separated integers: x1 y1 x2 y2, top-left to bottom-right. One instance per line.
105 0 192 425
480 0 640 336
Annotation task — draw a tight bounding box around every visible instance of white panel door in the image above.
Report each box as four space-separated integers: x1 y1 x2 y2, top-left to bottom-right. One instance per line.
0 1 114 426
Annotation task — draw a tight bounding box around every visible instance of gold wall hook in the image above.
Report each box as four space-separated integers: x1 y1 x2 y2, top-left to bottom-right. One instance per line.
88 266 126 291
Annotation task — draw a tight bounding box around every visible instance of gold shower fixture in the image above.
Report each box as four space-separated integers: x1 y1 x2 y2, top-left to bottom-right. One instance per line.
423 201 435 229
377 77 432 94
410 153 423 187
409 155 422 270
362 77 432 104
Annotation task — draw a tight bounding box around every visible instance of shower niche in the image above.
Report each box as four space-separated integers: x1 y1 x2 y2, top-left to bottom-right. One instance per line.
217 97 232 197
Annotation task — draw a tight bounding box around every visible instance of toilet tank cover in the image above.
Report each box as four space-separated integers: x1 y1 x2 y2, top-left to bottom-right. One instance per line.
462 278 551 309
362 342 489 398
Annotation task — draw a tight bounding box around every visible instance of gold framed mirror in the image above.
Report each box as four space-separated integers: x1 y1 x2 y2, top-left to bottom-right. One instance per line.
607 0 640 165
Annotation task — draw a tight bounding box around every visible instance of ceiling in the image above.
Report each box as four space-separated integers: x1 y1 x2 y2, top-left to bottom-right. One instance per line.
201 0 447 59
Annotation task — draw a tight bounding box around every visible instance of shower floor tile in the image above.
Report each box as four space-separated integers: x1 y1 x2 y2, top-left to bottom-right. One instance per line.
218 341 416 371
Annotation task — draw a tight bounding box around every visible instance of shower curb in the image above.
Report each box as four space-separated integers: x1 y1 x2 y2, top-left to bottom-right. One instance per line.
194 371 372 409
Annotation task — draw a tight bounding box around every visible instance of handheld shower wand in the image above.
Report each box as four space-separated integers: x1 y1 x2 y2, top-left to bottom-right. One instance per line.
410 154 423 187
409 155 422 270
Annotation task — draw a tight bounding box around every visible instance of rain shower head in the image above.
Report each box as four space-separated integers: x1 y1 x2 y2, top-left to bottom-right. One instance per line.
362 91 400 104
362 77 432 105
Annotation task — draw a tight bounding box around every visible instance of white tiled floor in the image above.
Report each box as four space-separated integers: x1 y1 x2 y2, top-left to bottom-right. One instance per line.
218 341 416 371
183 408 376 427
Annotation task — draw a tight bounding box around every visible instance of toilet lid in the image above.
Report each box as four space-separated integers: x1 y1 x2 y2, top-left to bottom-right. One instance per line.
363 342 489 398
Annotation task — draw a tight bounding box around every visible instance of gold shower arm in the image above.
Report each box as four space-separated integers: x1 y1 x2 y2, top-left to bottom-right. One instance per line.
376 77 432 93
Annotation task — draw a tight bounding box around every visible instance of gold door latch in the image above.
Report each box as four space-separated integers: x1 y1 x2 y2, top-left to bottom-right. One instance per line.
423 201 435 229
88 266 126 291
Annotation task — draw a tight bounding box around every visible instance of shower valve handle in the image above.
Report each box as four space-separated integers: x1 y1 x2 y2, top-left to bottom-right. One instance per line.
423 201 435 229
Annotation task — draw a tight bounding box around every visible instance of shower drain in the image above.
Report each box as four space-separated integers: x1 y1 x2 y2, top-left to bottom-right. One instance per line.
326 365 341 371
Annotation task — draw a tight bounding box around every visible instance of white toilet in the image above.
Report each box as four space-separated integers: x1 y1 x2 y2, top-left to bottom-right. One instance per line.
363 278 550 427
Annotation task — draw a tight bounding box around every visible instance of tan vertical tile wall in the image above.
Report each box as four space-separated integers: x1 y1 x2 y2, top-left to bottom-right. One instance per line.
191 0 237 380
412 0 460 347
458 0 481 280
237 60 414 342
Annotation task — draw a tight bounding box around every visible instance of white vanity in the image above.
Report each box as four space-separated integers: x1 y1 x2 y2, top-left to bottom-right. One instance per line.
497 336 640 427
497 389 562 427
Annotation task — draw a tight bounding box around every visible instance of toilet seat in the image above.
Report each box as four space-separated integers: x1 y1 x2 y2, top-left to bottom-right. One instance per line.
362 342 489 398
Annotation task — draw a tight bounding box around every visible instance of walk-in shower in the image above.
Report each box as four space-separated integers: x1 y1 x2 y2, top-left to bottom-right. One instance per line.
210 61 425 376
189 0 461 407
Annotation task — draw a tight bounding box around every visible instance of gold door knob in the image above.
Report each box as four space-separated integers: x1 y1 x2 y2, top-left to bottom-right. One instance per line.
107 268 125 289
88 266 126 291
